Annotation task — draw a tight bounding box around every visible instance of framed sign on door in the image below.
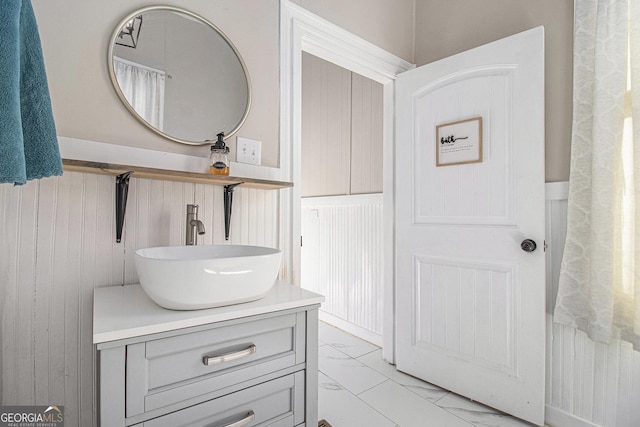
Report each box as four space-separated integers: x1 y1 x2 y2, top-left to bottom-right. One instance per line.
435 117 483 167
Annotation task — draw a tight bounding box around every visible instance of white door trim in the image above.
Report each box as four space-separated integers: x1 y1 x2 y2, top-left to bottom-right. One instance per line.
279 0 413 361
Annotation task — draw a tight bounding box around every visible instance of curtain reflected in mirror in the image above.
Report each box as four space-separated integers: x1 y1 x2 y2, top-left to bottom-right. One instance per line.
113 57 165 130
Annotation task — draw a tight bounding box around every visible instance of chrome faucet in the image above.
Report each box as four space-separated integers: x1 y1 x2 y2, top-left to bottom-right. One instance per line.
186 204 205 245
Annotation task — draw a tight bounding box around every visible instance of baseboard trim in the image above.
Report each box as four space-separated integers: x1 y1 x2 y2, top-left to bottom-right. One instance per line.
319 311 383 347
545 405 601 427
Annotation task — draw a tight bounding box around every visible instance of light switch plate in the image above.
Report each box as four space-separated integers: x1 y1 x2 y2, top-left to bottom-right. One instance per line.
236 137 262 165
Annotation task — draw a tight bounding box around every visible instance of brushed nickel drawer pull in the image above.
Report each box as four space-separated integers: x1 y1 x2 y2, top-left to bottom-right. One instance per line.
203 344 257 366
222 410 255 427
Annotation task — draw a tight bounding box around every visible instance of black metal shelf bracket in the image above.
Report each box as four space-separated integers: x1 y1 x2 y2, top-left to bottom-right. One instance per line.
223 182 244 241
115 171 133 243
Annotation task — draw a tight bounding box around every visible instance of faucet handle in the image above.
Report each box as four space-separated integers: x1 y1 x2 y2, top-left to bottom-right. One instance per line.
186 204 204 245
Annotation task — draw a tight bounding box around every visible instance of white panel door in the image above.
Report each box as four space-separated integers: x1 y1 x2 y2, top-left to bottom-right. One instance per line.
395 27 545 425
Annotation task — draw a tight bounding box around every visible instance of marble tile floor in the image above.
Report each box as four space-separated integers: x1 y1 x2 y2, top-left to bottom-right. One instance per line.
318 321 540 427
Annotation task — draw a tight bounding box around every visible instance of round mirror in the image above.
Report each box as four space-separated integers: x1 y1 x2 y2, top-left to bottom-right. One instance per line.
107 6 251 145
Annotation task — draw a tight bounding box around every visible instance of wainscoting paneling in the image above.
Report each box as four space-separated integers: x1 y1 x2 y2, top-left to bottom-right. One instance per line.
544 182 640 427
301 194 384 345
3 173 638 427
0 171 279 427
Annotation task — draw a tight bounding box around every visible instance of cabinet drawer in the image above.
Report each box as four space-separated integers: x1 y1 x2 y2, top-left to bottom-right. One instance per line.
138 372 305 427
126 312 306 417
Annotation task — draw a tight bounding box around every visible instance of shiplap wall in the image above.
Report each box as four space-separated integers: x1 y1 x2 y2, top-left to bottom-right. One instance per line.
301 52 384 197
349 73 383 195
0 171 278 427
301 52 352 197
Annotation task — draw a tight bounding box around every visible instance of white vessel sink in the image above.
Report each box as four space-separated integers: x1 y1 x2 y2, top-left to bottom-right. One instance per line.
134 245 282 310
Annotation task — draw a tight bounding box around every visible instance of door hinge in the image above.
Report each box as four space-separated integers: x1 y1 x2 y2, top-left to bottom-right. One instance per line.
544 240 547 252
300 236 303 247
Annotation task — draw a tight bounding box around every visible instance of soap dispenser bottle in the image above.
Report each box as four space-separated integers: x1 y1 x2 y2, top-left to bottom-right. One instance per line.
210 132 230 176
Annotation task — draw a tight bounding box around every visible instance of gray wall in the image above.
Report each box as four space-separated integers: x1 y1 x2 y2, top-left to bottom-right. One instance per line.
34 0 569 177
32 0 414 168
33 0 280 166
414 0 574 182
290 0 415 63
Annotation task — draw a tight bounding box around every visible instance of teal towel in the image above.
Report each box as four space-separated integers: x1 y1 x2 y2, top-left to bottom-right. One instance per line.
0 0 62 185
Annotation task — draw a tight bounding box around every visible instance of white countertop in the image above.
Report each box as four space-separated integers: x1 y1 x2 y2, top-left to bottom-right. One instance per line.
93 281 324 344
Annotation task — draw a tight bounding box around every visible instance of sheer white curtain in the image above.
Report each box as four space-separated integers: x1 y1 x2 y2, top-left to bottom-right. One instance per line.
113 57 166 130
555 0 640 350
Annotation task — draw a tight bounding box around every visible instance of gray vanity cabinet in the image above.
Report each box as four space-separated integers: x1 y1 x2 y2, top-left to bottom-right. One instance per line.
96 303 320 427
